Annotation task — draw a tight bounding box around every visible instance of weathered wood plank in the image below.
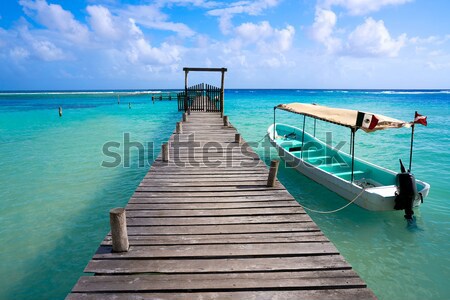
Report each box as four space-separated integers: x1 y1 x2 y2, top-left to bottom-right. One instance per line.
101 232 328 246
125 222 320 235
132 190 293 198
72 270 366 292
93 242 338 259
139 180 273 187
85 255 349 274
129 195 296 203
125 215 310 226
125 207 306 217
125 200 299 209
67 289 376 300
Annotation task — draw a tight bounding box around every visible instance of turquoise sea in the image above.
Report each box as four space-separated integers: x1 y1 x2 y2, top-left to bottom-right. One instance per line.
0 90 449 299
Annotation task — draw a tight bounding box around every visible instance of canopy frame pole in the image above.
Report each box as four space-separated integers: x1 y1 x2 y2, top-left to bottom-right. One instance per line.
313 118 317 137
409 121 415 172
301 115 306 159
349 130 353 155
351 128 356 182
273 107 276 140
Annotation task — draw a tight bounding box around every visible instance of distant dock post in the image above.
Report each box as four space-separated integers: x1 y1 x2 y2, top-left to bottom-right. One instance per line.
58 106 62 117
109 208 129 252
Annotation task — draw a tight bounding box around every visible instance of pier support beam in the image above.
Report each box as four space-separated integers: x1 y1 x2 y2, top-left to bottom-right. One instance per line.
223 116 229 127
267 160 280 187
109 208 129 252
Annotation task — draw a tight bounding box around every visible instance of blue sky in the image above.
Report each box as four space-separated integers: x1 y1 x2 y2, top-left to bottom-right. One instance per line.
0 0 449 90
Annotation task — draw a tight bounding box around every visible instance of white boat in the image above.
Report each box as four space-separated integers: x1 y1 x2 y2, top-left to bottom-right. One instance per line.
268 103 430 219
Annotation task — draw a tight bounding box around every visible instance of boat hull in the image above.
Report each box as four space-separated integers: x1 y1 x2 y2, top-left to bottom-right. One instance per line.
268 123 430 212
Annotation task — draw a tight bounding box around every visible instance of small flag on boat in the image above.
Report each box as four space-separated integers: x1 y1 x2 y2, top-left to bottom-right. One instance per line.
357 112 379 130
414 111 427 126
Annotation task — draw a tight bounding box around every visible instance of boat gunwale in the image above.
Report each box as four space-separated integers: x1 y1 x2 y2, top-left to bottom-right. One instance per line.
268 123 430 196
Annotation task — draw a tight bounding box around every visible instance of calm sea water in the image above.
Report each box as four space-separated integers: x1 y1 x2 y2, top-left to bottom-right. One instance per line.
0 90 448 299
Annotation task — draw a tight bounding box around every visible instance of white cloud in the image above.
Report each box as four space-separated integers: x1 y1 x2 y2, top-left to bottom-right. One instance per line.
156 0 219 9
120 5 195 37
16 23 66 61
310 8 342 53
19 0 89 43
208 0 280 34
321 0 412 16
232 21 295 53
126 18 181 65
31 39 65 61
10 47 30 60
347 18 406 57
87 5 120 40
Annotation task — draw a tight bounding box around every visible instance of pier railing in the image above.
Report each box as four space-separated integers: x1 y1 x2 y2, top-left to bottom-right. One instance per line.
177 83 221 112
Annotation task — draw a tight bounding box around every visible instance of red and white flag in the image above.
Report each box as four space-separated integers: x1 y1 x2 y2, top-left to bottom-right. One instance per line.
362 113 379 130
414 112 427 126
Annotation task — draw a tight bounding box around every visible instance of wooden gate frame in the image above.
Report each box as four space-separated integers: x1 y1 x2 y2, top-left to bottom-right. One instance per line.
183 67 227 117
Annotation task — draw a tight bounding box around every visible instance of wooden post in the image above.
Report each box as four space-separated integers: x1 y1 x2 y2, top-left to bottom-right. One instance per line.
109 208 129 252
235 133 241 144
182 112 188 122
162 143 169 162
176 122 183 134
187 107 191 115
220 69 225 117
223 115 229 126
58 106 62 117
267 160 280 187
184 70 189 112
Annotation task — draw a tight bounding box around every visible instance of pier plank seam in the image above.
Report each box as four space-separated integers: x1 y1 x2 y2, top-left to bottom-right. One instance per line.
67 111 376 299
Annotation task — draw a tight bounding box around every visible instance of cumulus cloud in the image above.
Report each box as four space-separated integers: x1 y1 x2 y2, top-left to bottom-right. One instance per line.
310 8 342 53
310 1 408 57
208 0 280 34
347 18 406 57
126 18 181 65
321 0 412 16
231 21 295 54
120 5 195 37
19 0 89 43
87 5 120 40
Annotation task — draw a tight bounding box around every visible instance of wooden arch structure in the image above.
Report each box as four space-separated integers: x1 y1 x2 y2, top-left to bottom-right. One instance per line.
180 67 227 116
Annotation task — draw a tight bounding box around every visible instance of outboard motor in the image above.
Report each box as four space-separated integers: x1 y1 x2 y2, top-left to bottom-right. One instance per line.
394 159 418 220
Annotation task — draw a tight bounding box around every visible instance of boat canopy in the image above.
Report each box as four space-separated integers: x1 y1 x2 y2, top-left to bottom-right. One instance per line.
276 103 410 132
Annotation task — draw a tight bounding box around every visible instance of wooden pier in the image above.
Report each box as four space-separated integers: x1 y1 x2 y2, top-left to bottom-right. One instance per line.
67 110 376 299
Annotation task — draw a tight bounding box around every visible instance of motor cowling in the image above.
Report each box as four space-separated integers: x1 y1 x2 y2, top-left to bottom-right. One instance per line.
394 159 418 220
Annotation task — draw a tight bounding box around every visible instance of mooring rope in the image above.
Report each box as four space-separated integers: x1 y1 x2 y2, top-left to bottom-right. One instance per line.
260 131 366 214
298 187 366 214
